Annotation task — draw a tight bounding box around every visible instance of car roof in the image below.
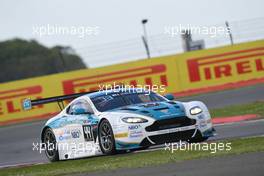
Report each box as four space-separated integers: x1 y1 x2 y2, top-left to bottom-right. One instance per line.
81 87 150 99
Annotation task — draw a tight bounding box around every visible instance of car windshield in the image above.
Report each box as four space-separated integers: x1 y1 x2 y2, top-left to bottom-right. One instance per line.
91 92 166 112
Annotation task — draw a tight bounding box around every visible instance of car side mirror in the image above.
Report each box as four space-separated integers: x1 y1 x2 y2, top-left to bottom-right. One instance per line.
164 94 175 100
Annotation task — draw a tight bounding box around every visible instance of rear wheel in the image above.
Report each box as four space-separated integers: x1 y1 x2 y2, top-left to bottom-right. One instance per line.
187 131 208 143
98 119 116 155
43 128 59 162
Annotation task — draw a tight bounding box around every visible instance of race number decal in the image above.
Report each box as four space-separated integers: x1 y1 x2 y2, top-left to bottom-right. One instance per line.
83 125 93 141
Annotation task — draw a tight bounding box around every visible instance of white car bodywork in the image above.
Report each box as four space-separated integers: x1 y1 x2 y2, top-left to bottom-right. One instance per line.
41 94 214 160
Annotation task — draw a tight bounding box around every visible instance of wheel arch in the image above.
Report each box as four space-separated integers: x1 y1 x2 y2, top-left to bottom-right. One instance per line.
97 118 108 133
41 126 52 143
97 117 117 134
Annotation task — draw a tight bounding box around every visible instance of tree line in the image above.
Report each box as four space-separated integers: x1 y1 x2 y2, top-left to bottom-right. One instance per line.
0 39 87 83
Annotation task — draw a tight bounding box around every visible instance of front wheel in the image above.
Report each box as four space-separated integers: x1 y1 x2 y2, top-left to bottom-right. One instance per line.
98 119 116 155
43 128 59 162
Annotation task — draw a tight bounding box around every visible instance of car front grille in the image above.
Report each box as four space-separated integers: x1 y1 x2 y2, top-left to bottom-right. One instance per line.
145 116 196 132
139 129 196 146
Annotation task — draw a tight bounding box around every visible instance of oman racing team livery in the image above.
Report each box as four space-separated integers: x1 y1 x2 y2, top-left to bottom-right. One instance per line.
23 88 216 162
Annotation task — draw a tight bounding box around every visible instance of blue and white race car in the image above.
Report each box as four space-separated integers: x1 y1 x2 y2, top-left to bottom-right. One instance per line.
23 88 215 162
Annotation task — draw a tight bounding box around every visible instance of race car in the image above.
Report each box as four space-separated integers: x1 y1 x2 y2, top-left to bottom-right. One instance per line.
23 88 215 162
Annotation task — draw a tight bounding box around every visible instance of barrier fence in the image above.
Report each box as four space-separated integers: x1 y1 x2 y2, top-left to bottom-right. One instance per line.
0 40 263 125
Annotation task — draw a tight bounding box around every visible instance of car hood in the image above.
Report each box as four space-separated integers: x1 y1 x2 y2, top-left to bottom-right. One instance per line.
111 101 186 120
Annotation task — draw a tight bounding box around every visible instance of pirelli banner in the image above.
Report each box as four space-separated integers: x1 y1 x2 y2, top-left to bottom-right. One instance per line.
0 40 264 125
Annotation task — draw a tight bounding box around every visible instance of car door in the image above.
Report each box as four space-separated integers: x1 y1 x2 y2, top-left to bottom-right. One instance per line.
66 99 99 142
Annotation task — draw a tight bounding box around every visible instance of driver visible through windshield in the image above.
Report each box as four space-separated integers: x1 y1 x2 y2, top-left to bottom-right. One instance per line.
91 92 166 112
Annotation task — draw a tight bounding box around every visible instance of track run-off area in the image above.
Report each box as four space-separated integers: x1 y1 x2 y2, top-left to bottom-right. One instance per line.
0 84 263 168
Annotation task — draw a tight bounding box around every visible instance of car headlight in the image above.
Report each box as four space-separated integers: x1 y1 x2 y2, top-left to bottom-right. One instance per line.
122 117 148 123
190 106 202 115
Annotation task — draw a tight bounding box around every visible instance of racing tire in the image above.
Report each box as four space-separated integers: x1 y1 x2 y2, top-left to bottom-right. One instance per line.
187 131 208 143
98 119 116 155
43 128 59 162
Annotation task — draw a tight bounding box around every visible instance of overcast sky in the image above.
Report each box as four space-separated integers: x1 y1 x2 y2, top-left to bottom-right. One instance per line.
1 0 264 66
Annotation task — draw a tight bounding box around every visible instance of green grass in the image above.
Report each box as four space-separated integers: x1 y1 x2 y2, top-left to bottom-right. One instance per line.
1 136 264 176
210 101 264 118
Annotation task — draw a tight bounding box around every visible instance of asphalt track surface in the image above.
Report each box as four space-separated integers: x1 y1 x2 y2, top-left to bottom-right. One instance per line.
177 83 264 109
83 152 264 176
0 84 263 168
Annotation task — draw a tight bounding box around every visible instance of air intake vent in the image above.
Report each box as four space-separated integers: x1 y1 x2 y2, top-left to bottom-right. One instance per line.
121 108 137 111
168 101 177 104
145 117 196 132
154 107 169 111
140 110 150 114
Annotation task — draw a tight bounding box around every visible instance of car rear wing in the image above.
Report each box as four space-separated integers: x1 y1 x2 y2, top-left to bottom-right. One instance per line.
22 84 129 111
22 91 95 111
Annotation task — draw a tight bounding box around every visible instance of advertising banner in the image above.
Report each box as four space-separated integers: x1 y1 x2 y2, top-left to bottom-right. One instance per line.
0 40 263 125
